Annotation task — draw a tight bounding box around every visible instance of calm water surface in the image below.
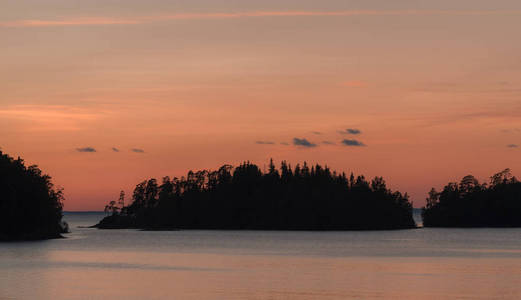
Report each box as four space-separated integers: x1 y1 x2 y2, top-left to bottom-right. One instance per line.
2 212 521 300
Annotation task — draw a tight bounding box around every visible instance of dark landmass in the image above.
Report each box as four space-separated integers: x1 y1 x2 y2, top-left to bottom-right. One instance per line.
0 151 67 241
423 169 521 227
95 160 416 230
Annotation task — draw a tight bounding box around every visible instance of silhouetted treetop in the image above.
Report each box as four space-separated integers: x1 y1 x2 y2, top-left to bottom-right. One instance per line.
423 169 521 227
96 160 416 230
0 150 66 240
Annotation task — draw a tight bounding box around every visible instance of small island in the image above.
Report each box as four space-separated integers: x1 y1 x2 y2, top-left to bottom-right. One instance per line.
0 151 67 241
96 160 416 230
422 169 521 227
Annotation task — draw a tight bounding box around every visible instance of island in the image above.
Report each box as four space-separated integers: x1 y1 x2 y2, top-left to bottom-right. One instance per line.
0 151 67 241
95 160 416 230
422 169 521 227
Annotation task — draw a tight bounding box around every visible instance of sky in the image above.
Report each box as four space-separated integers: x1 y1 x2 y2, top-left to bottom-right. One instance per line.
1 0 521 210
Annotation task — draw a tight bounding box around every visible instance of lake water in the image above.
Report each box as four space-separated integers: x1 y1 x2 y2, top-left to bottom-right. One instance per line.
2 212 521 300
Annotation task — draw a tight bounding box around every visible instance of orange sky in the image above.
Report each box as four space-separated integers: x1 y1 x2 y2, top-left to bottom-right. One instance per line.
1 0 520 210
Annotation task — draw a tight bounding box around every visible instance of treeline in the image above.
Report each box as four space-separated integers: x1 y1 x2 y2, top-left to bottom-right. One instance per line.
97 160 416 230
0 151 66 241
422 169 521 227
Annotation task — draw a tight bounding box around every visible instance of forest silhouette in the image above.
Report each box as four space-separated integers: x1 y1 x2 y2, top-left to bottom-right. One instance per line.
96 160 416 230
0 151 66 240
3 148 520 236
423 169 521 227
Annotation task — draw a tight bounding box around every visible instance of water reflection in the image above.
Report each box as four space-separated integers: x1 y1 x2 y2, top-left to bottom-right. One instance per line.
1 213 521 300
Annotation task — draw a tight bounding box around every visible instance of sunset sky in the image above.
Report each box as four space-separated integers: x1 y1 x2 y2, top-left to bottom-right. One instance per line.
1 0 520 210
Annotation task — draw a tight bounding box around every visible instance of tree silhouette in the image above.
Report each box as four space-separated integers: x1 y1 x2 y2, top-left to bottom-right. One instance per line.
98 160 416 230
422 169 521 227
0 150 66 240
118 190 125 209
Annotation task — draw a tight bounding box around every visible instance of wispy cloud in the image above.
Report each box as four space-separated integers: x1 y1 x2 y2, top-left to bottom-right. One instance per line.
0 18 140 28
3 10 520 28
293 138 316 148
341 139 366 147
502 128 521 133
312 131 322 135
77 147 96 153
0 104 104 132
507 144 519 148
413 104 521 129
339 128 362 135
131 148 145 153
322 141 335 145
280 142 289 146
255 141 275 145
